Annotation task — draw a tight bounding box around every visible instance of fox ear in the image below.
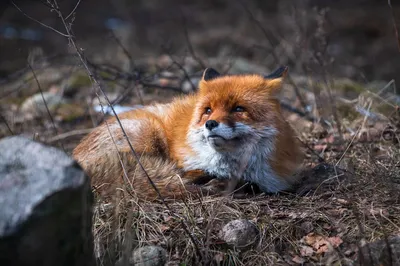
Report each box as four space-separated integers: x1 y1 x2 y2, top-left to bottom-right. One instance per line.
202 68 221 81
264 66 288 80
263 66 288 94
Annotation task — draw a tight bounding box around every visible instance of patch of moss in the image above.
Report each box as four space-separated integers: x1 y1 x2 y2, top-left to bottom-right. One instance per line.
337 103 361 121
55 103 86 122
1 97 26 106
335 81 366 99
69 73 92 89
98 71 113 80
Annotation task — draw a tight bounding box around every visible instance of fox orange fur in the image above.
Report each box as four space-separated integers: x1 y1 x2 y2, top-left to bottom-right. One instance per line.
73 66 304 201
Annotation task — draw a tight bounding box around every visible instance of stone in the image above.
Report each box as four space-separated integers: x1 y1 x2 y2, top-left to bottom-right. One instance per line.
219 219 260 250
0 136 94 266
127 245 167 266
356 235 400 266
20 91 65 118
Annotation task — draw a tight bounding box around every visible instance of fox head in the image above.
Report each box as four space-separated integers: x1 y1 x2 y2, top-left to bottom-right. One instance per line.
188 66 288 152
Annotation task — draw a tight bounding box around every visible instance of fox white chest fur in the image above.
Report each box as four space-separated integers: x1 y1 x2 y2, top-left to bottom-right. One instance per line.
184 121 290 193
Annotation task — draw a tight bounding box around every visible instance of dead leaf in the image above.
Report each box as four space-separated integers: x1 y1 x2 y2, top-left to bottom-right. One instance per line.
303 233 342 255
159 224 170 232
328 236 343 248
292 255 306 264
314 144 328 152
214 252 225 265
300 245 314 257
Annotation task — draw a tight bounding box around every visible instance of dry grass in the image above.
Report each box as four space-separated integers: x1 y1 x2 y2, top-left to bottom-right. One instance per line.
90 135 400 265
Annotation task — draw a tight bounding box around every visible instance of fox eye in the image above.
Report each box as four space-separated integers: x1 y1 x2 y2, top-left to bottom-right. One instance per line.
204 107 212 114
233 106 245 112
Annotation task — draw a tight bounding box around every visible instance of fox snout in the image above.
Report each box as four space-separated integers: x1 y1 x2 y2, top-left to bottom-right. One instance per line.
205 120 219 131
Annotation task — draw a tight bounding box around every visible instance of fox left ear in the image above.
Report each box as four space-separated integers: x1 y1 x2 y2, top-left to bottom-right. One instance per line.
263 66 288 94
202 68 221 81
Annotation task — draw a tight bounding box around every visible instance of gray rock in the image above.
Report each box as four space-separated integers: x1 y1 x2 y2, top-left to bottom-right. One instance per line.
356 235 400 266
219 219 260 250
0 136 94 266
20 91 65 118
126 245 167 266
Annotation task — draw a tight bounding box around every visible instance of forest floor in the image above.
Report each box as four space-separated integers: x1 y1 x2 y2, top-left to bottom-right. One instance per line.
1 52 399 265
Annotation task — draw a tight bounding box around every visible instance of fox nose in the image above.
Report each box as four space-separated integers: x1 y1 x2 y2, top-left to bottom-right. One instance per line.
205 120 219 130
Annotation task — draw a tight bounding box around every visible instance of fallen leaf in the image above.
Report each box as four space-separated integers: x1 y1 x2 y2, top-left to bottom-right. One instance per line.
292 255 306 264
300 245 314 257
214 252 225 264
314 144 327 152
303 233 342 255
159 225 170 232
328 236 343 248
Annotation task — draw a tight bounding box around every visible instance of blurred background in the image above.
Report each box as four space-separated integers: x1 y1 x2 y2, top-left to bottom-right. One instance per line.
1 0 399 82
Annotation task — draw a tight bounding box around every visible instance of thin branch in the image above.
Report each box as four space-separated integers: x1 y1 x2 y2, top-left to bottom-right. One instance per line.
279 101 316 122
47 128 93 143
388 0 400 52
335 125 362 167
169 55 197 92
180 11 207 69
297 137 325 163
46 0 203 259
10 1 70 37
65 0 81 20
0 112 14 135
108 30 144 104
236 0 309 114
109 30 136 69
27 62 65 152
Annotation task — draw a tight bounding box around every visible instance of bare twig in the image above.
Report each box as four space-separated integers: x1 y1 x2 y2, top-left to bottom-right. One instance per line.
236 0 309 114
10 1 69 37
168 55 197 91
388 0 400 52
335 125 362 167
297 137 325 162
47 128 94 143
109 31 144 105
65 0 82 20
0 113 13 135
36 0 203 259
109 30 136 69
180 11 207 69
27 62 65 152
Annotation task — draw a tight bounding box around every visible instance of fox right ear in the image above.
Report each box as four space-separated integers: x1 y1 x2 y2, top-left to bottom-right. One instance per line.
264 66 288 80
263 66 288 95
202 68 221 81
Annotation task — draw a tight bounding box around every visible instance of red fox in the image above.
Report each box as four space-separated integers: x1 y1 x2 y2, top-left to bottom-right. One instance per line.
73 66 304 201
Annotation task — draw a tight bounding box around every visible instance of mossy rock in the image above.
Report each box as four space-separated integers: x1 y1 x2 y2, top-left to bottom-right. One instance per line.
54 103 86 122
68 73 92 89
